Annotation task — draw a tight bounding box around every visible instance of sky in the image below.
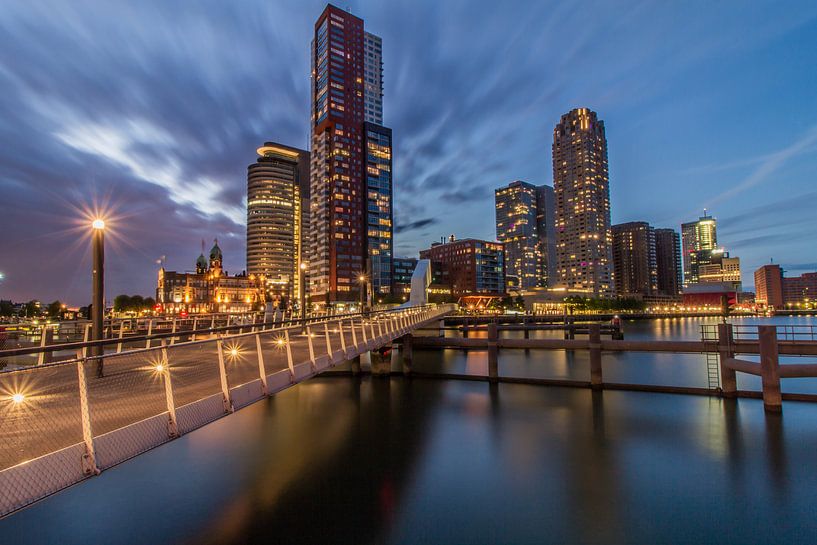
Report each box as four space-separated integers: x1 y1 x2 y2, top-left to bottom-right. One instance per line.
1 0 816 306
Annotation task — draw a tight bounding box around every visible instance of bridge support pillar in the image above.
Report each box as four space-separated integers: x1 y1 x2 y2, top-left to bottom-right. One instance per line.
402 334 413 376
488 323 498 382
759 325 782 412
360 351 372 372
372 346 391 376
589 323 603 390
351 355 361 375
718 323 737 397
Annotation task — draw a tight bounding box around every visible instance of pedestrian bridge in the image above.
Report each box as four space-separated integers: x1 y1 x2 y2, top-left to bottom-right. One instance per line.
0 304 455 517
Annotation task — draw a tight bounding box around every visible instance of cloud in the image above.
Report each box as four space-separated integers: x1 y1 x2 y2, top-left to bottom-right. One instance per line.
395 218 438 234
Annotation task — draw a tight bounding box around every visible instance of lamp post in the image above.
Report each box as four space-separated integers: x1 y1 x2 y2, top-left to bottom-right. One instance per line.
91 219 105 377
300 261 308 319
358 274 367 311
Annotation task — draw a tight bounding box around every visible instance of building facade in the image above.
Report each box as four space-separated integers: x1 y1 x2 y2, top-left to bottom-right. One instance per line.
552 108 614 297
783 272 817 305
419 236 505 296
611 222 657 297
363 122 393 296
308 5 390 306
494 181 556 291
754 264 784 308
157 241 265 314
698 251 742 291
247 143 309 307
681 212 718 286
654 228 682 297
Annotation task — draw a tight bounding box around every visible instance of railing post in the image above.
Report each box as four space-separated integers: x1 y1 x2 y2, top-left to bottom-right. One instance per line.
307 325 316 370
215 338 234 413
325 322 333 359
116 322 125 353
170 318 178 345
488 322 498 382
759 325 782 412
339 320 347 354
589 323 602 390
284 329 296 377
377 318 383 339
75 351 100 475
718 323 737 397
350 319 358 347
255 333 268 395
191 316 198 341
361 319 368 345
159 341 179 437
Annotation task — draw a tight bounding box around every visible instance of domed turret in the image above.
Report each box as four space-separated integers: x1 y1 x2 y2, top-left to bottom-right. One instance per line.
196 253 208 274
209 238 223 276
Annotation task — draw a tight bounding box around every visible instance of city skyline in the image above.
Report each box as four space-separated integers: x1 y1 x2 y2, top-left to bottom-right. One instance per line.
1 1 817 304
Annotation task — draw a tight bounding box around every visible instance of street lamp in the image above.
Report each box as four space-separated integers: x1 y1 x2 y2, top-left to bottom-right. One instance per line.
91 218 105 377
358 274 367 310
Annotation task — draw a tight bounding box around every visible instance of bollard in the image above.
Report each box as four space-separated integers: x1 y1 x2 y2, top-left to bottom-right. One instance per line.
759 325 782 412
589 323 603 390
488 322 498 382
718 323 737 396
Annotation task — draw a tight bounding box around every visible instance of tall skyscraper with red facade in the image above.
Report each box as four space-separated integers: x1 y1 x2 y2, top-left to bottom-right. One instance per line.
309 4 391 305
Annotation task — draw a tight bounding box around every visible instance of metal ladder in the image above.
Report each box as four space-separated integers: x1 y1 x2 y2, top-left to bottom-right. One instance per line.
700 325 721 390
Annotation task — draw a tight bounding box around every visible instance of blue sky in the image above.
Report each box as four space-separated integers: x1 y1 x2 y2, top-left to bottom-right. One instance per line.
1 0 816 304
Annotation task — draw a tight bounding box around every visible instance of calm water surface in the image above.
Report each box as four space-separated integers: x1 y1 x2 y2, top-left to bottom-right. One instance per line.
2 375 817 544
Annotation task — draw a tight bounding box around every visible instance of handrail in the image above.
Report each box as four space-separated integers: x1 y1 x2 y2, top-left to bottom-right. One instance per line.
0 305 438 360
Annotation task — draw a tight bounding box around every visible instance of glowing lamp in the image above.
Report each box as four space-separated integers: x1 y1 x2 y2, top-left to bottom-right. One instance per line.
92 219 105 230
11 393 25 404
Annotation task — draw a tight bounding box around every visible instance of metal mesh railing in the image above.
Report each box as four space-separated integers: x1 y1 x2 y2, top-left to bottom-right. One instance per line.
0 305 449 517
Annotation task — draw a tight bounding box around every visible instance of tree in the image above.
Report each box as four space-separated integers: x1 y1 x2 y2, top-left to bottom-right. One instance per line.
46 300 64 319
22 300 40 318
0 300 13 317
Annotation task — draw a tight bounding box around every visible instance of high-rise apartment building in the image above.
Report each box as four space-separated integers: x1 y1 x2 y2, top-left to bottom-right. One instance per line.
363 122 393 295
611 222 657 297
247 143 310 305
363 32 383 124
699 251 741 291
552 108 613 297
654 228 682 296
681 212 718 286
494 181 556 291
754 264 784 308
308 5 391 305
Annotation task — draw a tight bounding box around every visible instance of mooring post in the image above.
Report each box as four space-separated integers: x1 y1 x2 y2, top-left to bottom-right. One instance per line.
402 334 413 376
589 323 603 390
488 322 498 382
759 325 782 413
718 323 737 396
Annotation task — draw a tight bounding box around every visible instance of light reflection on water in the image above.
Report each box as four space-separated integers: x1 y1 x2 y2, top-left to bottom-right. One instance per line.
411 315 817 394
3 377 817 544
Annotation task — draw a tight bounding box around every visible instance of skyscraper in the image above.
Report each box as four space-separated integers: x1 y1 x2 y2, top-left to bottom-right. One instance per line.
308 5 391 305
247 143 310 305
654 228 682 296
681 212 717 286
494 180 556 290
611 222 657 297
363 122 393 296
552 108 613 297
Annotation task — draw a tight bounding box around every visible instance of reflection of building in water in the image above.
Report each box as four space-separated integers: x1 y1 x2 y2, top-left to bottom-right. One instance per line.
156 239 265 314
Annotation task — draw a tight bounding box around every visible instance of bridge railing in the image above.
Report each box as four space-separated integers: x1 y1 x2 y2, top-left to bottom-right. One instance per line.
0 304 455 518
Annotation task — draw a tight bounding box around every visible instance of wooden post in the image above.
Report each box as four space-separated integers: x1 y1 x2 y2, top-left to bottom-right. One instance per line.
116 321 125 353
487 322 498 382
589 323 602 390
759 325 782 412
718 323 737 396
402 334 413 376
37 325 53 365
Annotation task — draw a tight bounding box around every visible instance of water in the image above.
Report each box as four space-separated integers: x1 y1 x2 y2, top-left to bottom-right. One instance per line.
3 377 817 544
411 315 817 394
